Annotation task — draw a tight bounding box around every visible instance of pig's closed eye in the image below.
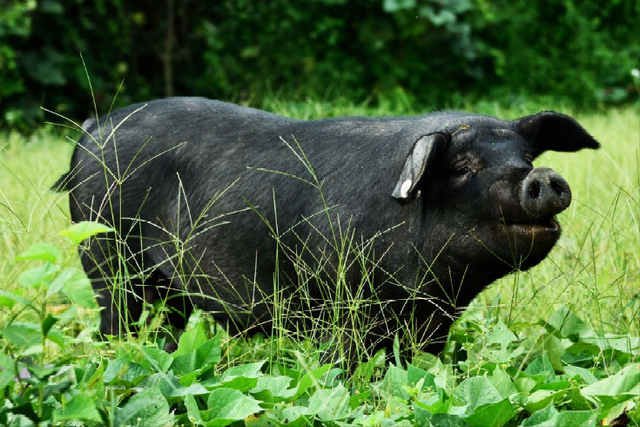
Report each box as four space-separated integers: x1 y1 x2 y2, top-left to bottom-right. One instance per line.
524 153 534 164
452 165 472 176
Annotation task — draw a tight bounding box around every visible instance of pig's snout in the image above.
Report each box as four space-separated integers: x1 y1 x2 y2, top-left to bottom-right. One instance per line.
520 168 571 219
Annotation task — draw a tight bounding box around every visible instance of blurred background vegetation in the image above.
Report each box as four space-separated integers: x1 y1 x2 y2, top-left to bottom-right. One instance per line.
1 0 638 130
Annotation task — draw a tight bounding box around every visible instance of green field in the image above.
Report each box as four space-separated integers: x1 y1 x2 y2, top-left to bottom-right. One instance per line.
1 103 639 426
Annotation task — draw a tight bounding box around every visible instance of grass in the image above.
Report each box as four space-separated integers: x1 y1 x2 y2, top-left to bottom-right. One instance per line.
0 101 639 426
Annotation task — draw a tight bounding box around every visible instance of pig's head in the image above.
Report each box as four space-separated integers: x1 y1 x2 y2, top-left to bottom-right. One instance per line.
392 111 600 297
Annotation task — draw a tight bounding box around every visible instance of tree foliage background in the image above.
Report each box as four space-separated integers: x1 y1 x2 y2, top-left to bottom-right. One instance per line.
0 0 638 129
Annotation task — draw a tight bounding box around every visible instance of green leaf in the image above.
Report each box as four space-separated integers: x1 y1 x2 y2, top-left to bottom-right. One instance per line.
563 365 597 385
382 364 411 400
292 363 332 400
537 333 565 372
525 354 555 376
488 367 518 399
62 269 98 308
547 306 593 340
41 314 58 339
18 263 56 288
454 376 503 411
280 406 314 427
140 373 209 397
407 363 436 390
522 401 597 427
488 319 518 347
464 398 516 427
428 358 455 391
581 363 640 397
103 359 151 385
221 361 266 379
53 394 102 422
203 360 265 393
306 383 350 421
0 289 35 310
138 345 173 372
250 375 297 401
415 392 452 426
205 388 263 426
185 393 206 426
174 323 207 356
524 389 567 413
171 334 221 376
16 242 61 263
115 387 172 427
0 322 41 347
59 221 113 244
522 401 556 426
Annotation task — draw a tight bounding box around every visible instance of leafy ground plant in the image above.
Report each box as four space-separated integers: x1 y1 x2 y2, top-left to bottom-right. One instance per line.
0 221 110 426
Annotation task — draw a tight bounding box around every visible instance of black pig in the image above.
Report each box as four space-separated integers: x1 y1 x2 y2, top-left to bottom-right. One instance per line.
57 98 599 357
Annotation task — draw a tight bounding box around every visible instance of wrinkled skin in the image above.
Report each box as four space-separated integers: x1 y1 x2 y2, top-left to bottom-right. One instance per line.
57 98 600 359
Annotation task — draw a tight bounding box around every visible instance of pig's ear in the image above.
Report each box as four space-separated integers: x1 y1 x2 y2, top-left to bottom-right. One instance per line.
515 111 600 156
392 133 448 205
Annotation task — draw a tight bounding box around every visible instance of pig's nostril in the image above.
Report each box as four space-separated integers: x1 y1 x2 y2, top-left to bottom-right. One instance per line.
550 180 566 196
528 180 541 199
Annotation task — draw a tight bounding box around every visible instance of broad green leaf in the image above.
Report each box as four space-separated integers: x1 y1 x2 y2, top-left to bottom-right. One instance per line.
250 375 297 401
174 323 207 356
171 335 221 376
115 387 172 427
563 365 597 385
203 361 265 392
454 376 503 411
489 367 518 398
59 269 97 308
581 363 640 397
53 394 102 422
524 354 555 376
522 401 597 427
184 394 205 426
382 364 411 400
0 322 41 347
60 221 113 244
139 345 173 372
292 363 332 400
41 314 58 339
431 413 466 426
0 289 35 310
0 354 16 391
547 306 593 340
555 411 597 427
221 360 265 380
103 359 151 385
139 372 209 397
483 319 521 362
428 357 455 391
538 333 565 372
306 383 350 421
581 336 640 354
16 242 61 263
353 351 384 384
514 377 538 394
521 401 556 426
464 398 516 427
407 363 436 390
205 388 263 426
349 391 371 410
415 394 451 425
524 389 567 413
279 406 314 427
18 263 56 288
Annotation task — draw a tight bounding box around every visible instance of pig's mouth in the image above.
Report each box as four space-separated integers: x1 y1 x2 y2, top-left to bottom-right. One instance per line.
505 216 560 235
